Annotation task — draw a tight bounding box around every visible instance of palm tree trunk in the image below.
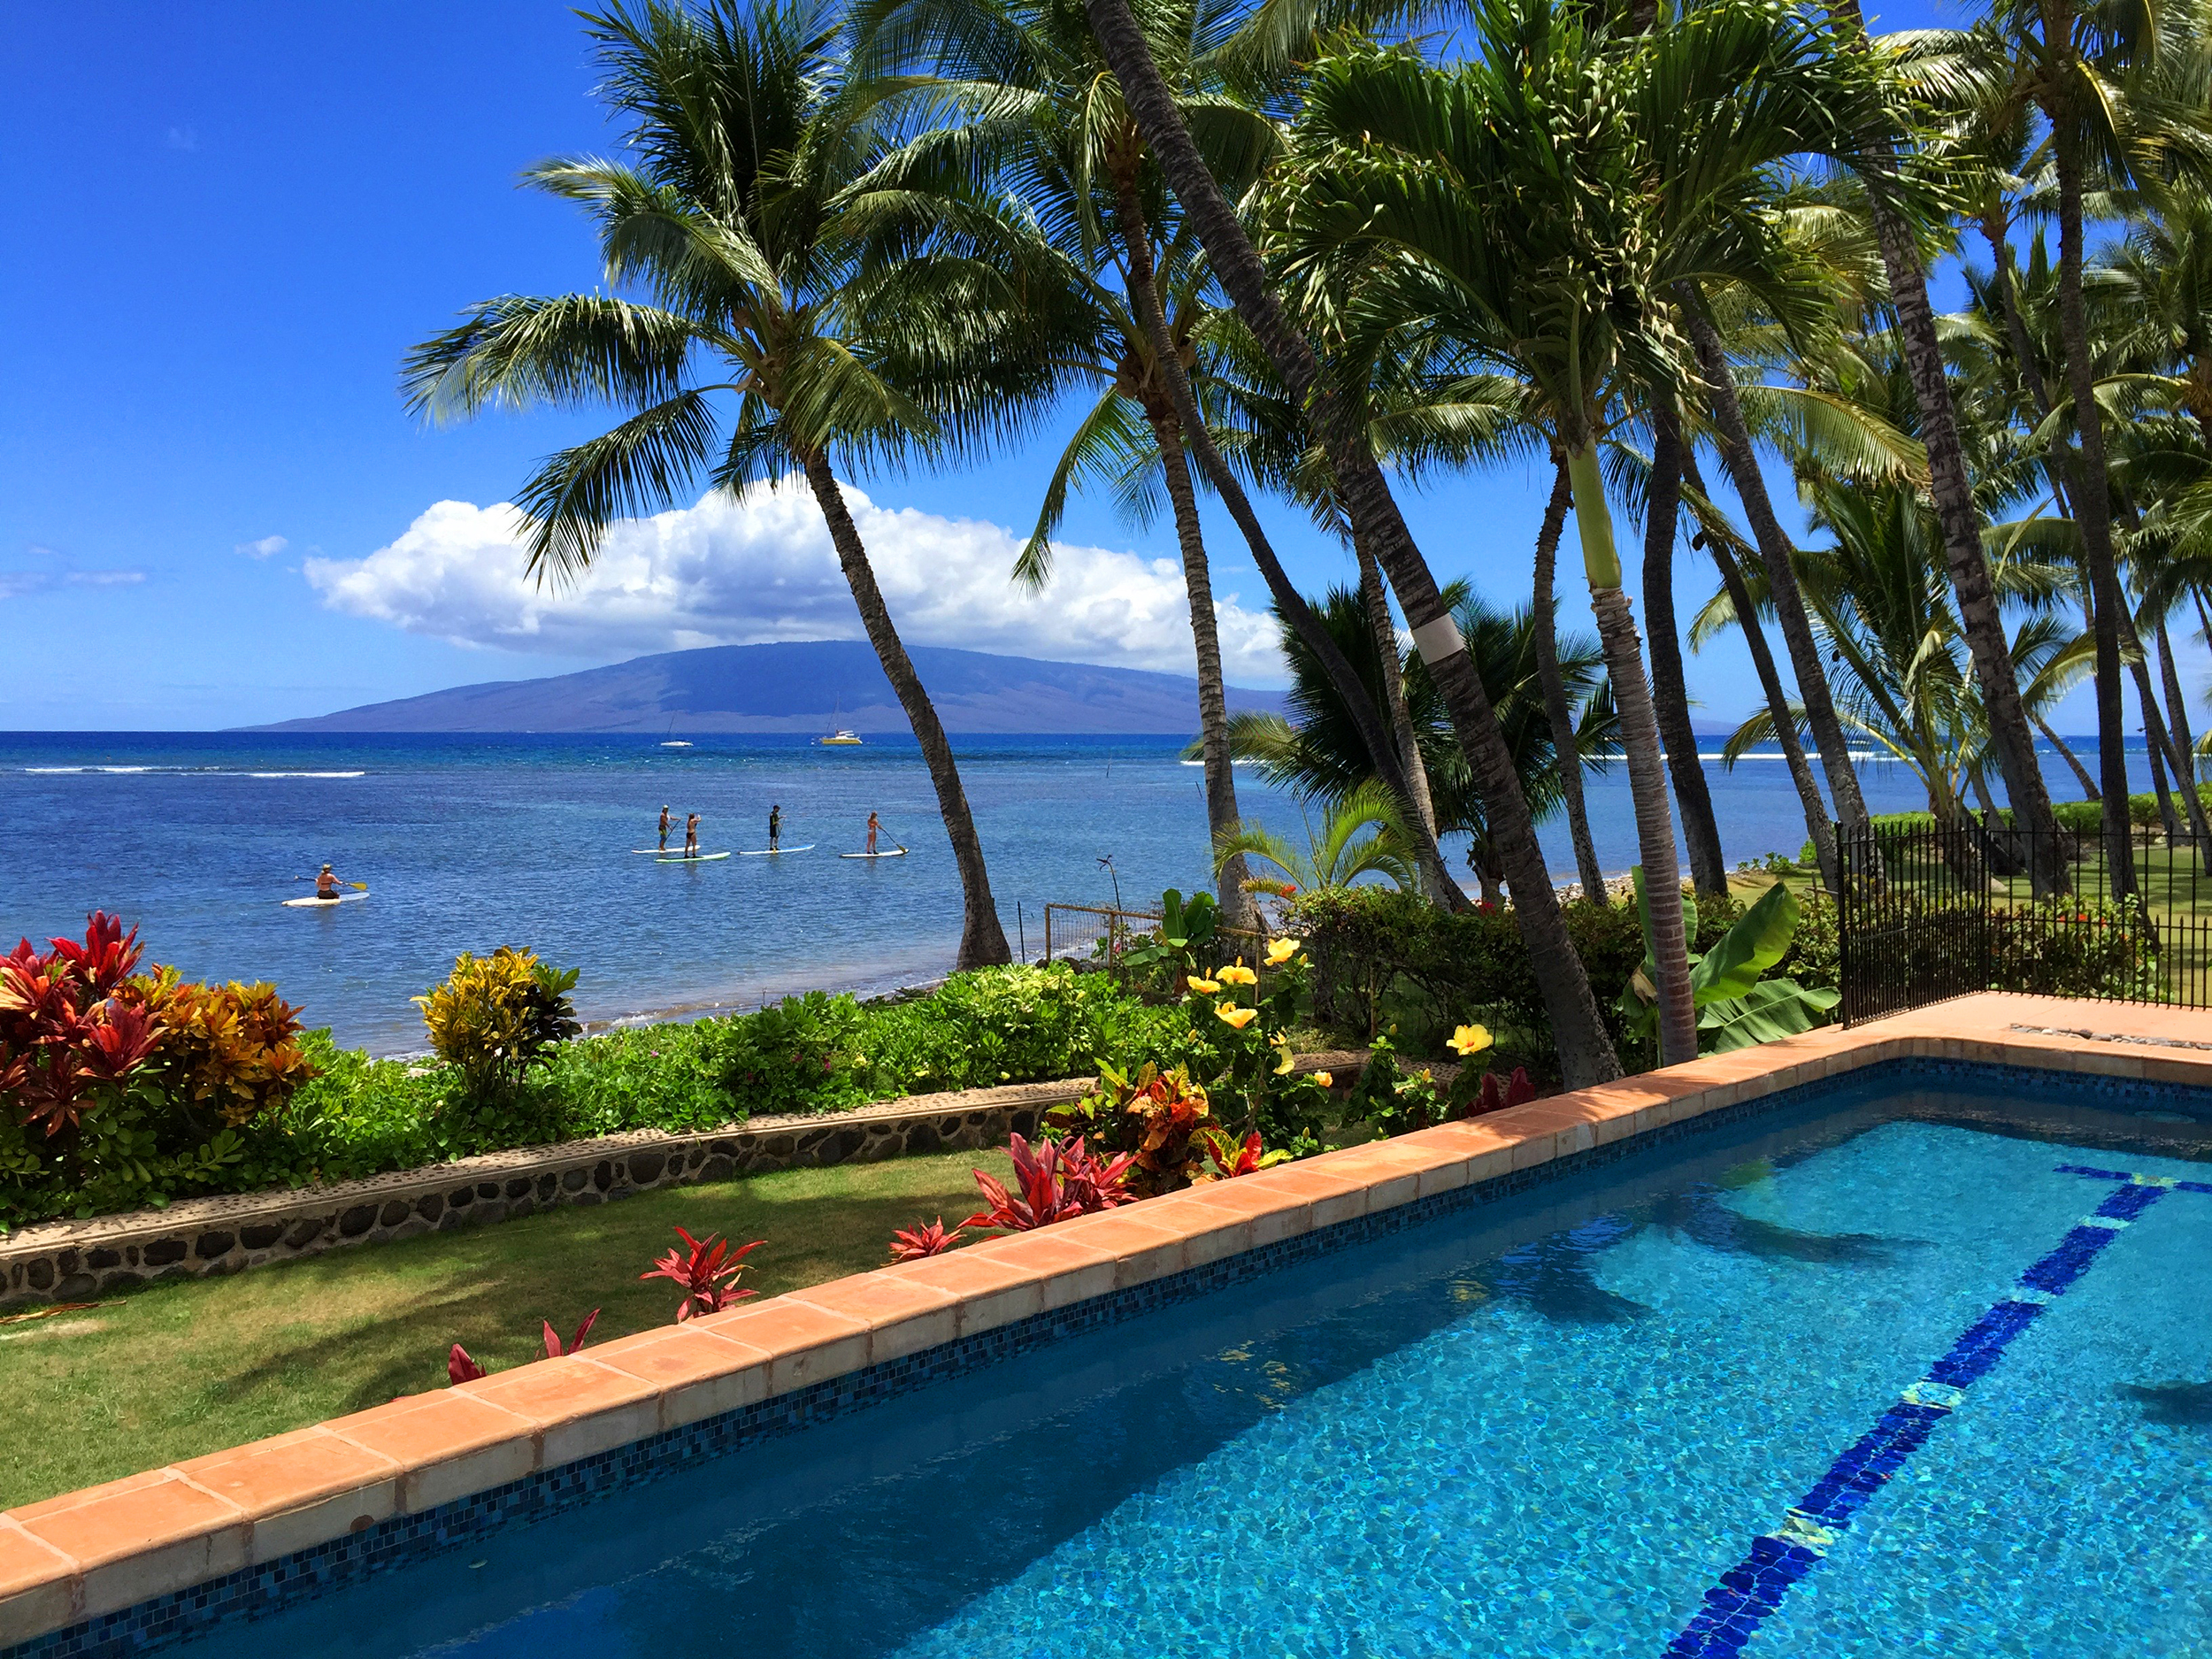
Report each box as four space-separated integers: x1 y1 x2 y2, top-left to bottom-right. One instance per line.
1830 0 2067 897
1643 402 1727 895
1087 0 1617 1083
2159 613 2199 789
800 450 1010 968
2034 710 2100 800
1684 452 1838 887
1532 457 1610 906
1565 443 1697 1065
1353 533 1450 902
2054 126 2137 894
1146 404 1257 928
2145 699 2179 837
1683 304 1871 841
1109 174 1473 916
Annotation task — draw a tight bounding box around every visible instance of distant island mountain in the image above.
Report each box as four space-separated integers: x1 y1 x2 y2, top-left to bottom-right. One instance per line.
248 641 1287 735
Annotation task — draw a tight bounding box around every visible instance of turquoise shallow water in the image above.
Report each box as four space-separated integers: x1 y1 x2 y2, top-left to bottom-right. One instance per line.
189 1066 2212 1658
0 730 1950 1053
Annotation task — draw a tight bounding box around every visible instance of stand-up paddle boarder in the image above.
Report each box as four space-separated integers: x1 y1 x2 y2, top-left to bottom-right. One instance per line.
316 864 342 899
684 811 700 857
866 811 879 855
658 805 672 852
768 804 782 852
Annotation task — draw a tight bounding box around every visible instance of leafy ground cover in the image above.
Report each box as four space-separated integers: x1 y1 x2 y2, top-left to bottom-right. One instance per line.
0 1148 1011 1510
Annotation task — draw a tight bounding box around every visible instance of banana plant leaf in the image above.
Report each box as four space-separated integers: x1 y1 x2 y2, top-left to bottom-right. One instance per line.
1699 978 1841 1051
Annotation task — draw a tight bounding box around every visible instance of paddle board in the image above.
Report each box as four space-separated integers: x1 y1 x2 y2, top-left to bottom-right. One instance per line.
657 851 732 863
839 849 909 859
282 892 368 908
739 844 816 856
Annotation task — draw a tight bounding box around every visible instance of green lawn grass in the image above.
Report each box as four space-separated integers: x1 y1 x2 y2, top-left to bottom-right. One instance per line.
0 1148 1011 1511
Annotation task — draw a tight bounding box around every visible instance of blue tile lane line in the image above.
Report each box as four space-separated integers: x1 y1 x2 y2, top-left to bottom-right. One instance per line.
1659 1166 2205 1658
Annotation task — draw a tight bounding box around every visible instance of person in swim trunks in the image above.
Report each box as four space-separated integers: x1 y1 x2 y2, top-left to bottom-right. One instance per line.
316 864 342 898
866 811 879 855
658 805 672 851
769 804 782 850
684 811 700 856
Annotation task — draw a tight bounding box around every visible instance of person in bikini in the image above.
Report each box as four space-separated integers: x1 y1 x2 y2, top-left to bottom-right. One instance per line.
684 811 701 856
866 811 879 855
658 805 672 851
315 864 342 899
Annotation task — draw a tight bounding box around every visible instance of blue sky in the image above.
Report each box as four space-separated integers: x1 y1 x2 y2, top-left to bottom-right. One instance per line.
0 0 2147 740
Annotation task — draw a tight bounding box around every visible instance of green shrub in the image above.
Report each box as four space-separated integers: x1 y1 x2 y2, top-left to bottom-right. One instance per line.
1287 884 1748 1064
414 948 581 1104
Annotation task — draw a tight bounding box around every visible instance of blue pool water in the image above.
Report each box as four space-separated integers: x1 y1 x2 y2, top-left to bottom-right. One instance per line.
185 1066 2210 1657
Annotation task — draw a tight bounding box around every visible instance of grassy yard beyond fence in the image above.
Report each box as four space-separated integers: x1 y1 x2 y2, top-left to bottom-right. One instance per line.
0 1149 1012 1511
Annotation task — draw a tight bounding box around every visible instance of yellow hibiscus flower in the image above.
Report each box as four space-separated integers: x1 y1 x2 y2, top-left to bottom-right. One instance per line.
1216 1002 1259 1030
1446 1023 1494 1057
1271 1036 1294 1075
1187 975 1221 995
1313 1071 1333 1089
1264 937 1298 967
1217 961 1258 987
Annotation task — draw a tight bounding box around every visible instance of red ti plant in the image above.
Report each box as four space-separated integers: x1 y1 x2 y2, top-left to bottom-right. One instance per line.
888 1216 965 1261
447 1308 600 1385
1461 1066 1537 1119
639 1226 761 1321
543 1309 600 1356
0 913 163 1141
963 1133 1135 1233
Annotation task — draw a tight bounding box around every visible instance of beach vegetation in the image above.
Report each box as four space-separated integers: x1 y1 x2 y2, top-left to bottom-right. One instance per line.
1617 870 1840 1057
415 947 583 1106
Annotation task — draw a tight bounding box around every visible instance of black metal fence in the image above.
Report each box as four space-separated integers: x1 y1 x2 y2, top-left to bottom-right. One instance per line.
1835 818 2212 1024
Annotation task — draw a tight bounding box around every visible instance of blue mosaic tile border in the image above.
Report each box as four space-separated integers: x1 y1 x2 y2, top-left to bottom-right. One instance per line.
10 1051 2208 1659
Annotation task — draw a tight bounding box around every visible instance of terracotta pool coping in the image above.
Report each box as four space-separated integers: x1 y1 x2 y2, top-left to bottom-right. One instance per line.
5 991 2208 1647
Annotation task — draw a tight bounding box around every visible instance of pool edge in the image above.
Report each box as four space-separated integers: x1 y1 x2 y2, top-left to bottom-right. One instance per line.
4 991 2204 1655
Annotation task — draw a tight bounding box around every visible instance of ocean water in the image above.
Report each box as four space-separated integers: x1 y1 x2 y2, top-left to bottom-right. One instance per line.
182 1064 2212 1656
0 731 2020 1053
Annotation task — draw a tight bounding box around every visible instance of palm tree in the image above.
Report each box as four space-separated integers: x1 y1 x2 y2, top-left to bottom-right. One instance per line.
1639 396 1728 895
1277 10 1807 1064
853 0 1284 926
1905 0 2212 886
1826 0 2072 880
1211 583 1617 902
1079 0 1625 1086
403 0 1033 967
1532 457 1616 904
1213 781 1419 899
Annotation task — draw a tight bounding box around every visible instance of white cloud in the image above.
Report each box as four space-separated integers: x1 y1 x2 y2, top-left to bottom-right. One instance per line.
165 126 198 151
236 534 288 559
0 570 145 599
303 479 1287 684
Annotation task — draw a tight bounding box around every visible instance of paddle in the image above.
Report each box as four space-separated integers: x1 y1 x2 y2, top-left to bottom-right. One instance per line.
292 879 368 889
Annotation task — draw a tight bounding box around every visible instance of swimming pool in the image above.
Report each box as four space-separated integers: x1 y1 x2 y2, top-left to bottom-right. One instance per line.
137 1063 2212 1655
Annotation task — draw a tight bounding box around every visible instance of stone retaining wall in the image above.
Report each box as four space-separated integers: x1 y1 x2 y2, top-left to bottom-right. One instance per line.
0 1056 1366 1308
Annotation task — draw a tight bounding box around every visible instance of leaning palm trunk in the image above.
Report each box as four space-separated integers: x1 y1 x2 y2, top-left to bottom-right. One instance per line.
2159 615 2199 790
1567 444 1698 1065
801 453 1010 967
1113 189 1256 930
1683 450 1839 889
1642 402 1727 895
1084 0 1619 1082
1110 175 1471 916
2035 710 2101 800
1833 0 2067 894
2055 140 2137 892
1685 306 1871 839
1532 460 1611 906
2121 603 2211 849
1150 407 1257 926
1353 535 1451 903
